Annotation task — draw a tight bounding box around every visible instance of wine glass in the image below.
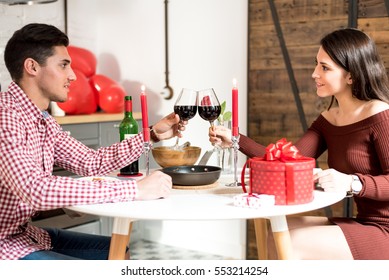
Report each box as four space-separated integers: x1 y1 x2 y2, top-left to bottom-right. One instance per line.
198 88 222 153
197 88 221 127
173 88 197 149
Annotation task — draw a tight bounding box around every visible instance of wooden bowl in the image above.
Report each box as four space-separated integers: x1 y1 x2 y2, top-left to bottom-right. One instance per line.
152 146 201 168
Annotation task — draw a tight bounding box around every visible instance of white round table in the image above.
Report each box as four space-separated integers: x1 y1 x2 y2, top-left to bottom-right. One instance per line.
68 174 345 260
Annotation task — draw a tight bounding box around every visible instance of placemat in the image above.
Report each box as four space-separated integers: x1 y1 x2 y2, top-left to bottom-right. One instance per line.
173 182 218 190
117 173 143 178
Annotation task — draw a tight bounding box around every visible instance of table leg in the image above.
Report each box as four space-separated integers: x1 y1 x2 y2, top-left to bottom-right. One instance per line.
108 217 133 260
253 218 268 260
269 215 293 260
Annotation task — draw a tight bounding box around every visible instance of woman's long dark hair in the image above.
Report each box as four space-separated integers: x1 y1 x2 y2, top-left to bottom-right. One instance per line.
320 28 389 109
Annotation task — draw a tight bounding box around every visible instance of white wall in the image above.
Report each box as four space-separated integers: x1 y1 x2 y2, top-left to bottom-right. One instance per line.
67 1 249 258
0 0 249 259
0 0 247 167
67 0 248 168
0 0 65 88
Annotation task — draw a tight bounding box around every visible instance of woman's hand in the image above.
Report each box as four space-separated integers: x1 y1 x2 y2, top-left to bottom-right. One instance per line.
208 125 233 148
313 168 353 194
151 112 188 141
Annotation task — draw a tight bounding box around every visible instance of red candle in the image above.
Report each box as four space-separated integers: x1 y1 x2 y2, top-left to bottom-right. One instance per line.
140 85 150 142
232 78 239 136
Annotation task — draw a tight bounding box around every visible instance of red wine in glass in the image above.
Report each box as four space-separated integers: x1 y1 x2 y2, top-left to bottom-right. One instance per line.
174 105 197 121
173 88 198 149
198 105 221 123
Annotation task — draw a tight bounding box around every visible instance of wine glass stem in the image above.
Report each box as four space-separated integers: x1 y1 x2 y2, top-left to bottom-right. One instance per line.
174 120 183 149
175 136 180 148
144 142 150 176
209 121 220 149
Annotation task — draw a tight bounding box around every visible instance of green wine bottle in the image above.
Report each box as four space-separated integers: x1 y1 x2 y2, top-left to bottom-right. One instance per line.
119 96 139 175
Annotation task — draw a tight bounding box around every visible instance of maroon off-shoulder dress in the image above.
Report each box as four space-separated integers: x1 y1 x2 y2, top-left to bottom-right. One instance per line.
239 110 389 259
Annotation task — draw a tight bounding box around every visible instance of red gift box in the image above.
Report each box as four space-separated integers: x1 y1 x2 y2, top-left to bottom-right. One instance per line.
241 138 315 205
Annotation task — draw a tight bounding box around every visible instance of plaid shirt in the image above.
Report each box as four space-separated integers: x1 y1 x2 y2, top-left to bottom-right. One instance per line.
0 82 144 259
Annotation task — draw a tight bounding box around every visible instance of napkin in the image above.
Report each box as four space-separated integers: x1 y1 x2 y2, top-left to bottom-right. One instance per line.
233 193 275 209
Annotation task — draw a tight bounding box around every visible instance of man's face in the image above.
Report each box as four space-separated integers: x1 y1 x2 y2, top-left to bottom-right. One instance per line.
35 46 76 105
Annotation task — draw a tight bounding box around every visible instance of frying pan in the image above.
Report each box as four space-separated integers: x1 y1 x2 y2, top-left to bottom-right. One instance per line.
161 165 221 186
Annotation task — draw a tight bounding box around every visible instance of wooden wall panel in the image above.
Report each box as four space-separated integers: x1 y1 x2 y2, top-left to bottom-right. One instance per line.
357 0 388 17
248 0 348 144
249 0 348 24
246 0 389 260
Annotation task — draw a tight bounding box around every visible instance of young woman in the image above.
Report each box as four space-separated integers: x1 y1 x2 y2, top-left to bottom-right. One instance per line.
209 28 389 259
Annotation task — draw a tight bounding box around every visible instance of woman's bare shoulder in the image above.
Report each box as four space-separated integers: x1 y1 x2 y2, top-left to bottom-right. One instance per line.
367 100 389 114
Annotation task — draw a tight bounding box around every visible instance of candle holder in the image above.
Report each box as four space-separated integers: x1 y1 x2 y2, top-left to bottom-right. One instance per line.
143 141 151 176
226 135 241 187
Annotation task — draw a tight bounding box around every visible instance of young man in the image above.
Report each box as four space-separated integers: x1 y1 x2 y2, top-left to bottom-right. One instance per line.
0 23 185 260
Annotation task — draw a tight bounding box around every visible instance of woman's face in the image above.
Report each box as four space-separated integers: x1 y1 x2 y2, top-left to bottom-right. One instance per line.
312 46 352 98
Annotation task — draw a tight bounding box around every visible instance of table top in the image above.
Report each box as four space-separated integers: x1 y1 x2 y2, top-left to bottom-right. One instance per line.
68 174 345 221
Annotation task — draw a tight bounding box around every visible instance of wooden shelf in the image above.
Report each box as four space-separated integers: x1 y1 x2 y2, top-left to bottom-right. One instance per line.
53 111 141 125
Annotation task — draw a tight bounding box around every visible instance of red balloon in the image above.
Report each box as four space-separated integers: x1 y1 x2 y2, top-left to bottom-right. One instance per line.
58 69 97 115
89 74 118 108
57 90 78 114
99 84 126 113
68 45 97 78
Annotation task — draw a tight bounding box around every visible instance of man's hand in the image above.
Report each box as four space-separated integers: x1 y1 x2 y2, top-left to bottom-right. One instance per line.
152 112 188 141
135 171 172 200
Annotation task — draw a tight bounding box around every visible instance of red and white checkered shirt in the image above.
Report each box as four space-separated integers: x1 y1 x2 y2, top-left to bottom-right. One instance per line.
0 82 144 259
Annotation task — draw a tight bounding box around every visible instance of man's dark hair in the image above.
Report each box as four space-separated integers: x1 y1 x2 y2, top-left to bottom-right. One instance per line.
4 23 69 82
